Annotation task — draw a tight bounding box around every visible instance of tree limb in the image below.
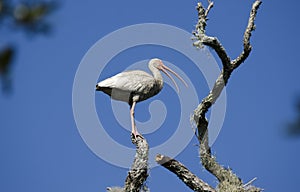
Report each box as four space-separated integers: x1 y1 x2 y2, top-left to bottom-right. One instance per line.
156 1 262 190
132 1 262 191
156 154 216 192
124 135 149 192
107 135 149 192
192 1 262 191
231 0 262 69
193 0 262 145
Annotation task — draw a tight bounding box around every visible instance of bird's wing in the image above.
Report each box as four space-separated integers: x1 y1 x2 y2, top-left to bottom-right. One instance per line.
97 70 155 93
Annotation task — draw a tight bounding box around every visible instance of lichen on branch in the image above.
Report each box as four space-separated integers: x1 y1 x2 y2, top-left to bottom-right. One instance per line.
192 1 262 191
157 1 263 192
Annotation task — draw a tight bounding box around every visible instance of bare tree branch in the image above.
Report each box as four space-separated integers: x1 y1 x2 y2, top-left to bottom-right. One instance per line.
107 135 149 192
106 186 124 192
191 1 262 191
156 154 216 192
204 0 214 17
193 0 262 140
231 0 262 69
124 135 149 192
114 1 262 191
156 1 262 190
193 1 231 72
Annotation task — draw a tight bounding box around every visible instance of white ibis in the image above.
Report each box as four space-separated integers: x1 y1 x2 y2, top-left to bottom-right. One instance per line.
96 58 188 138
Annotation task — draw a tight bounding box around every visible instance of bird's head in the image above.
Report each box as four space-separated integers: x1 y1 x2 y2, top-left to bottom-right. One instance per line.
149 58 164 69
149 58 188 92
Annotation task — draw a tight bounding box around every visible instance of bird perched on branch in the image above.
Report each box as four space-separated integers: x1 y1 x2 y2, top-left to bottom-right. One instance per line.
96 58 188 138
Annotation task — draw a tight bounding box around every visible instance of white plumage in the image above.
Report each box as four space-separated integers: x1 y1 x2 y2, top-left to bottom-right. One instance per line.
96 58 187 137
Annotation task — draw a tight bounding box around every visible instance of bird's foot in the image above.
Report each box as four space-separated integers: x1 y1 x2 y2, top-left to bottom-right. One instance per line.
131 130 143 140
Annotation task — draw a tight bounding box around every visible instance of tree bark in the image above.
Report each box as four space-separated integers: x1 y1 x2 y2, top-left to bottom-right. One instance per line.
107 135 149 192
124 135 149 192
157 1 263 191
156 154 216 192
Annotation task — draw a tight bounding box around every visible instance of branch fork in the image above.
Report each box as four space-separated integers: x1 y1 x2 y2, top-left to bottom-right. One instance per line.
157 1 262 192
110 1 262 191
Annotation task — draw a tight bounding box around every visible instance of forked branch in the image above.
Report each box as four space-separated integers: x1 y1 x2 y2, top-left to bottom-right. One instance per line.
192 0 262 191
157 1 262 191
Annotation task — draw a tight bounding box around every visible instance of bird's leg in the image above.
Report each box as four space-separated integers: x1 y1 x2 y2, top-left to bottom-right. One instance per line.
130 102 142 139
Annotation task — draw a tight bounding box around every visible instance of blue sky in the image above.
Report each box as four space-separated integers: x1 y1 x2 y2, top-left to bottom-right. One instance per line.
1 0 300 191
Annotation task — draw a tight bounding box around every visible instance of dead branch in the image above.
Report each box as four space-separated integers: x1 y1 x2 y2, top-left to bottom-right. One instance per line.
107 135 149 192
157 1 262 191
124 135 149 192
156 154 216 192
192 1 262 191
231 0 262 69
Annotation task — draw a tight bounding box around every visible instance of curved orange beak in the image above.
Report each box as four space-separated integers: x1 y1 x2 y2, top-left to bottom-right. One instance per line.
159 61 188 93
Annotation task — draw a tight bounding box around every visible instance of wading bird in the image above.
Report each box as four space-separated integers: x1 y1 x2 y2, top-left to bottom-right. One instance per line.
96 58 188 138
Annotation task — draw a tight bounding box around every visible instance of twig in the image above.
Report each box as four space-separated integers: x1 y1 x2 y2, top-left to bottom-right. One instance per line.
106 187 124 192
243 177 257 188
205 0 214 17
156 154 216 192
124 135 149 192
231 0 262 69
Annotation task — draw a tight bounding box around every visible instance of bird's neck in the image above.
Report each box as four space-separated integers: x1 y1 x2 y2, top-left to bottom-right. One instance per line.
155 77 163 90
150 67 164 89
